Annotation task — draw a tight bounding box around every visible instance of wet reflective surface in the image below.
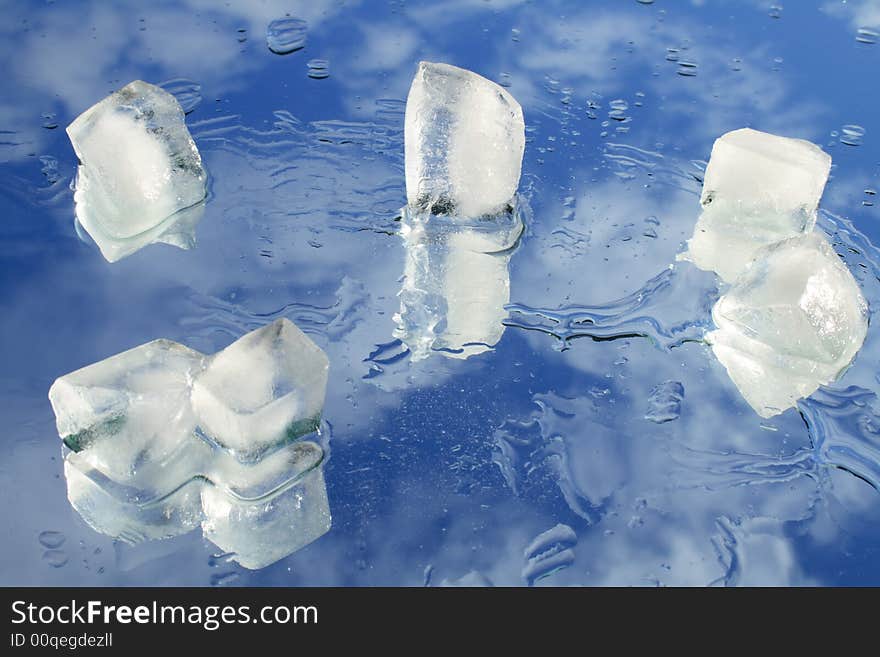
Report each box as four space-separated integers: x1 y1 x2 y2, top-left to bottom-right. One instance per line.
3 0 880 586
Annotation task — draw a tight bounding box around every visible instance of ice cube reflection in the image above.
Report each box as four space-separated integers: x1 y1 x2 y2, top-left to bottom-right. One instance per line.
393 202 524 360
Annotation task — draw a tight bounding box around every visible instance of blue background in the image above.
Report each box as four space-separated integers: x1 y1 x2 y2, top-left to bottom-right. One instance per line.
2 0 880 586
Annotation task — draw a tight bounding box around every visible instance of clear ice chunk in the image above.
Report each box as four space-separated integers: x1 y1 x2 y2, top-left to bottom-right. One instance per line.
48 318 331 569
707 232 868 417
67 80 207 262
48 339 205 477
681 128 831 282
191 319 329 461
393 203 523 360
405 62 525 218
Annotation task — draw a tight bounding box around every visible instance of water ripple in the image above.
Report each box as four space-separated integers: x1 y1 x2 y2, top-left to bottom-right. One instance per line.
180 276 368 346
603 142 705 193
669 445 816 491
800 385 880 492
492 394 611 525
504 265 717 350
189 102 405 235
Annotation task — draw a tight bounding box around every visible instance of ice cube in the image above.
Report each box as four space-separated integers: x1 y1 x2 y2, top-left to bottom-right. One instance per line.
405 62 525 218
191 319 329 460
48 318 332 568
393 203 523 360
67 80 207 262
681 128 831 282
48 340 205 478
50 340 209 542
707 232 868 417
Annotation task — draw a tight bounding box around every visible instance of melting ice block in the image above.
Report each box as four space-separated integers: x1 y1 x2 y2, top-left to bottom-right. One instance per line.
47 318 331 569
191 319 329 461
707 232 868 417
393 203 523 360
405 62 525 217
49 340 205 480
681 128 831 282
67 80 207 262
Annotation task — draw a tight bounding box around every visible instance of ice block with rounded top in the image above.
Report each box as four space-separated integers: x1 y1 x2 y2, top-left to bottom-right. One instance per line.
405 62 525 218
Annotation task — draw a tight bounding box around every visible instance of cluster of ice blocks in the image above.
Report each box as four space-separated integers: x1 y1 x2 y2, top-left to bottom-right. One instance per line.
67 80 207 262
48 319 331 569
682 128 868 417
53 57 876 569
397 62 525 358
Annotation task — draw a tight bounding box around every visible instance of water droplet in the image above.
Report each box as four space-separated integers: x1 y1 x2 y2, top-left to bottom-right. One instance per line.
677 61 698 76
856 27 878 44
236 27 247 43
39 155 60 184
841 124 866 146
210 571 240 586
266 16 307 54
306 58 329 80
628 515 645 529
41 112 57 129
522 524 577 586
498 72 512 88
731 57 743 71
511 27 521 42
208 551 236 567
637 0 654 4
665 47 680 62
608 98 630 122
645 381 685 423
43 549 68 568
769 5 783 19
38 530 65 549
